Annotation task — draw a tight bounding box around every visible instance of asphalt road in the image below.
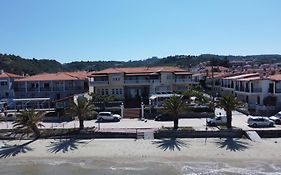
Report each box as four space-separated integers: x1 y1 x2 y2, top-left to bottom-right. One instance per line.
1 108 280 131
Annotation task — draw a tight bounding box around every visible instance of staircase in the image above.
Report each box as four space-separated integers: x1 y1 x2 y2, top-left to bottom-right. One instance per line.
123 108 140 119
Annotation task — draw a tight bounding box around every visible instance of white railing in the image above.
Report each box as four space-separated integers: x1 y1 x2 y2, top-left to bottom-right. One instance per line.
125 79 160 84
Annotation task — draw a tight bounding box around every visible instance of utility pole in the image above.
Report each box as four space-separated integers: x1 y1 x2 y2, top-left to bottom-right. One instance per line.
211 58 215 102
211 58 215 113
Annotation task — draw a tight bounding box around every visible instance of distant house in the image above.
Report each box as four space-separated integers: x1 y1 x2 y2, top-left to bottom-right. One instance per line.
0 70 22 100
14 71 89 100
88 67 195 107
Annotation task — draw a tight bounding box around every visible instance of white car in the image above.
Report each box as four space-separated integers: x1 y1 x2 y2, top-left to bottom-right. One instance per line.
269 112 281 124
207 114 227 126
97 112 122 122
247 116 274 127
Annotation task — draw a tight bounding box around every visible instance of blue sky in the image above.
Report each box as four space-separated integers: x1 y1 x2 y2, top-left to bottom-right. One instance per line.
0 0 281 63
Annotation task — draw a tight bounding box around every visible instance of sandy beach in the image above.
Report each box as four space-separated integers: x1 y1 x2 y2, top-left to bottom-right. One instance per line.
0 138 280 161
0 138 281 174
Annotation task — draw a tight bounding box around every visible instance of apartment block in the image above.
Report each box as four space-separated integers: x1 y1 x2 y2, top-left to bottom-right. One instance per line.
14 72 89 100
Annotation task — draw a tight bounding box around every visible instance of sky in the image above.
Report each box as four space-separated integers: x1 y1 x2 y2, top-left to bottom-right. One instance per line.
0 0 281 63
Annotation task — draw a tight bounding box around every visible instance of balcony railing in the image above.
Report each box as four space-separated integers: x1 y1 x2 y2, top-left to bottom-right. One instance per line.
175 79 191 83
40 88 52 91
27 88 38 92
124 79 161 84
65 87 83 91
53 87 64 91
14 87 26 91
91 81 109 84
252 88 262 93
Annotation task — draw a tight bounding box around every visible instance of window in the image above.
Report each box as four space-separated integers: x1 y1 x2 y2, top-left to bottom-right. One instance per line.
167 74 172 80
97 89 101 95
116 89 119 94
101 89 105 95
119 88 122 94
0 81 7 86
112 77 120 81
105 89 108 95
257 96 260 105
44 83 50 88
112 89 115 95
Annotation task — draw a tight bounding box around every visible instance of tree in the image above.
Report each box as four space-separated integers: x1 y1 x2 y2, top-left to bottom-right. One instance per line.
163 96 186 130
13 109 47 138
91 94 118 110
68 96 95 130
216 96 241 129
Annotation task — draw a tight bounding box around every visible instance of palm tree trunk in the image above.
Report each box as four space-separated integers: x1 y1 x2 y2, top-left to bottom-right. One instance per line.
173 116 179 130
31 125 40 138
226 110 232 129
79 118 84 130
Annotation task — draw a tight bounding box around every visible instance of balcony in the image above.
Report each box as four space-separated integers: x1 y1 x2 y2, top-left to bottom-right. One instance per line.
27 88 38 92
91 81 109 84
252 88 262 93
14 87 26 92
124 79 160 84
175 79 191 83
65 86 84 91
40 88 52 92
53 87 64 91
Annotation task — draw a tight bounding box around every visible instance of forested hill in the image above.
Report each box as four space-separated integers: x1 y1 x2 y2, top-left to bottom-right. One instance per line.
1 53 281 75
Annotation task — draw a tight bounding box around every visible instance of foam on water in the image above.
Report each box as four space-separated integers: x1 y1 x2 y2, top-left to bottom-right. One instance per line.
181 161 281 175
1 159 281 175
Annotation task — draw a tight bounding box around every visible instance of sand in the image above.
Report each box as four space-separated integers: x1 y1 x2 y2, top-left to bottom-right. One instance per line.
0 138 281 162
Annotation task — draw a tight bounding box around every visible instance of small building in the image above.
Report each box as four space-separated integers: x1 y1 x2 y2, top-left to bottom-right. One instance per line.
0 70 22 100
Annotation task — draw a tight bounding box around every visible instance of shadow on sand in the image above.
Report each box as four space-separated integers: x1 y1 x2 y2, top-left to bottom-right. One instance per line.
152 138 188 151
0 139 36 158
215 138 249 152
47 138 88 154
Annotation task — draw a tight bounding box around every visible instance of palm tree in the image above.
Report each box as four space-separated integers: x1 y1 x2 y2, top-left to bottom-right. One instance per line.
216 96 241 129
13 109 46 138
163 95 186 130
68 96 95 130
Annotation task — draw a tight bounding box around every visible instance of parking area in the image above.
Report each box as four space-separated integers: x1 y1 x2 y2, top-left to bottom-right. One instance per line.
1 108 281 131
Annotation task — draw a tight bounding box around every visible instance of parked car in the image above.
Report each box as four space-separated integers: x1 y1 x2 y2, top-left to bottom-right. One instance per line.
247 116 274 127
269 112 281 124
97 112 122 122
206 114 227 126
154 113 173 121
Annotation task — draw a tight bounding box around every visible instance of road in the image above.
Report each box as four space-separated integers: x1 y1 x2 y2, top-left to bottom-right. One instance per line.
1 108 280 131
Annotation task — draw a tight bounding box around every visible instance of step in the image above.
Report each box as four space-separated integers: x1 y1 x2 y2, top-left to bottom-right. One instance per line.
245 131 262 142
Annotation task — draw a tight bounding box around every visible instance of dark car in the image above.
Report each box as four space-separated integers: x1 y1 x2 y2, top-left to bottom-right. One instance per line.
154 113 173 121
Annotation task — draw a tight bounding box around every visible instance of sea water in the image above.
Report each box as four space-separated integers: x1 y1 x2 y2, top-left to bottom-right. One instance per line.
1 159 281 175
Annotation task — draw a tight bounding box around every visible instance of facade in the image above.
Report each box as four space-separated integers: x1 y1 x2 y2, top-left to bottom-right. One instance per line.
218 72 281 115
14 72 89 100
89 67 194 107
0 70 22 100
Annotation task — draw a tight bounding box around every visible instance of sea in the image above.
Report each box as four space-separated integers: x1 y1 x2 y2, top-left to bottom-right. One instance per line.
1 159 281 175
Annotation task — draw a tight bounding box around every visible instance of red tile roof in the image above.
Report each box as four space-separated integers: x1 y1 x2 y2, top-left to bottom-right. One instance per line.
238 76 261 81
268 74 281 81
15 71 88 82
90 67 189 76
0 72 22 79
224 73 259 80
